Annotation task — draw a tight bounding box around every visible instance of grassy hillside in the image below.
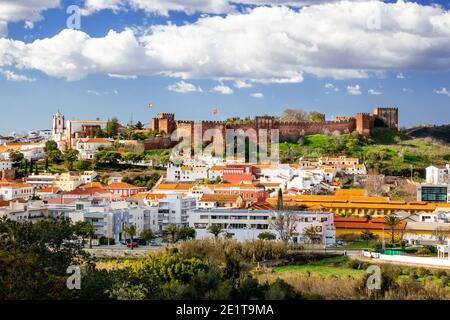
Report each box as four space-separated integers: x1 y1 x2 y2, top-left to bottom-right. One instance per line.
277 128 450 176
404 125 450 143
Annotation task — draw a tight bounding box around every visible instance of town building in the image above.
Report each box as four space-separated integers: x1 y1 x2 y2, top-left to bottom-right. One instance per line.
157 194 197 231
104 182 147 200
266 188 450 216
0 200 48 222
188 208 335 244
0 181 34 201
417 184 450 203
197 194 244 209
51 111 108 149
76 138 112 160
426 164 450 184
223 164 253 184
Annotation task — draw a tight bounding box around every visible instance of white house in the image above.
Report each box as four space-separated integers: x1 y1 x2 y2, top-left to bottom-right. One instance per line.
426 164 450 185
76 138 112 160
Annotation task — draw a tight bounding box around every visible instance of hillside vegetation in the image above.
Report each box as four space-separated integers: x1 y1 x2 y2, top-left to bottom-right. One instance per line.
278 128 450 176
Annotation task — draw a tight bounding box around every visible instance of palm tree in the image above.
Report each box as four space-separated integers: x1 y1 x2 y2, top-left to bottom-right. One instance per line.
124 224 137 249
384 215 400 244
207 225 223 239
74 221 95 249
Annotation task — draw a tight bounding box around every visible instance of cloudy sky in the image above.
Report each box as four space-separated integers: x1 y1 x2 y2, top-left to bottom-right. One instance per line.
0 0 449 134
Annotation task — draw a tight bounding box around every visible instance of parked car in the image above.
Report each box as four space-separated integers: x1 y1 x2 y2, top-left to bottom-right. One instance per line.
127 242 139 248
149 240 159 246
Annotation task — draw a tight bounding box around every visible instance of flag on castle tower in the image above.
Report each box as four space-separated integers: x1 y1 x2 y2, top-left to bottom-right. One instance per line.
212 108 219 115
148 102 153 109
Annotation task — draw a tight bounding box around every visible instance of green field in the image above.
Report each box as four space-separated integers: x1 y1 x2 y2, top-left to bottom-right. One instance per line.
272 256 366 278
340 241 379 249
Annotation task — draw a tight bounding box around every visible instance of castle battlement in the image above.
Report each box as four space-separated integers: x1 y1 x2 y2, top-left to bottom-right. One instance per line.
151 108 398 141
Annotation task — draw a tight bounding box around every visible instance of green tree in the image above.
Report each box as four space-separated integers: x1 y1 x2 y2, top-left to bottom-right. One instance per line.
167 224 178 243
9 151 24 165
73 220 95 249
177 227 196 241
124 224 137 249
135 121 144 130
257 232 276 240
309 111 325 122
384 215 401 244
106 117 120 138
73 160 90 171
360 229 377 247
207 225 223 239
140 229 155 245
44 140 62 163
0 217 86 299
63 149 79 170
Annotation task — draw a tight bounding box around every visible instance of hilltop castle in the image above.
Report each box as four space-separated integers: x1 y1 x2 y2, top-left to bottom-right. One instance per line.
151 107 398 142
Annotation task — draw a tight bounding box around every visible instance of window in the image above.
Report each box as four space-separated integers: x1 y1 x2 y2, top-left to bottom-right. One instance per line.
421 186 448 202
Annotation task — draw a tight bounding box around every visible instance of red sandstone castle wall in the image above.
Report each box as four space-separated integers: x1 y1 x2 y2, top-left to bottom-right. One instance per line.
277 120 356 140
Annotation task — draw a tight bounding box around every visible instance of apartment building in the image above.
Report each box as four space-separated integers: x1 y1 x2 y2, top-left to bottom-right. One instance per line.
188 208 335 244
157 194 196 231
0 200 48 222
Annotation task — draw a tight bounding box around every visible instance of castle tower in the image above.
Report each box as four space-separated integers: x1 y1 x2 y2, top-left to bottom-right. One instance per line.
151 113 176 134
356 112 374 136
52 111 65 136
373 107 398 129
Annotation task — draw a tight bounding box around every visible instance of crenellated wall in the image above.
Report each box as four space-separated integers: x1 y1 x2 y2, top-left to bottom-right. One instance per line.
151 108 395 143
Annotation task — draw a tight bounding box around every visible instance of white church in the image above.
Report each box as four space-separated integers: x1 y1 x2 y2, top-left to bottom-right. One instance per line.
52 111 108 150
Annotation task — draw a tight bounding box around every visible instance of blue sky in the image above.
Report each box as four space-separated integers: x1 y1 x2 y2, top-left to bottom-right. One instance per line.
0 0 449 134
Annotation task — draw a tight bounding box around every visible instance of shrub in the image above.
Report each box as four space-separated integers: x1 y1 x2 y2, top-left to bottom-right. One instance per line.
99 237 115 245
416 245 437 256
264 279 299 300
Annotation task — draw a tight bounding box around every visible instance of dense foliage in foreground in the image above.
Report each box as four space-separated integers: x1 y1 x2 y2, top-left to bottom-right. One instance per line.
1 218 449 300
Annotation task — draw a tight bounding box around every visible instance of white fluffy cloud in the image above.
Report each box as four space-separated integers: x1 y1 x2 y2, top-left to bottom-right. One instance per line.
347 84 361 95
368 88 382 95
434 88 450 97
396 72 405 79
250 92 264 98
324 83 339 93
1 2 450 83
87 90 102 96
0 69 36 82
0 0 60 36
234 80 252 89
81 0 360 16
168 80 202 93
211 85 234 94
108 73 137 79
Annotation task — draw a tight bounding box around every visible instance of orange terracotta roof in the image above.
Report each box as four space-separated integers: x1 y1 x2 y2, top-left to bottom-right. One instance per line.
38 186 61 193
79 182 104 188
210 166 225 170
128 192 167 200
106 182 143 189
63 187 109 196
334 216 407 230
335 189 366 197
200 194 241 202
82 138 110 143
0 200 10 207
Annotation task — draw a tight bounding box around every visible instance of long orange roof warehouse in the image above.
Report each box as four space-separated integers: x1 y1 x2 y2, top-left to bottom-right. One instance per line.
265 189 450 215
